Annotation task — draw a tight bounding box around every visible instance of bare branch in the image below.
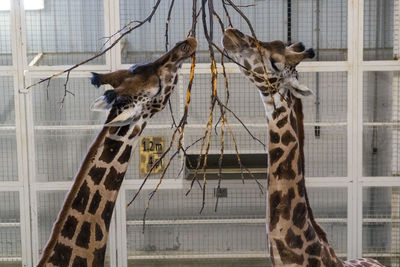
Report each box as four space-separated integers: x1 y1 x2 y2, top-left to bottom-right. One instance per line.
165 0 176 51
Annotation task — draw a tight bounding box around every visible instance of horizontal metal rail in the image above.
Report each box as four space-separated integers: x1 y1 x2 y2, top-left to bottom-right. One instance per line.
126 218 348 226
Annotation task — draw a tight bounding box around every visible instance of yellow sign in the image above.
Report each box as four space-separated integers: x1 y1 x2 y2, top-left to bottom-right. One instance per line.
139 136 165 175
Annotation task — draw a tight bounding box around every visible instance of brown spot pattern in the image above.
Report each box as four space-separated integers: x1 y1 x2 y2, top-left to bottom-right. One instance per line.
304 224 317 241
281 130 296 146
99 137 124 164
117 125 130 136
272 144 298 180
305 242 321 256
297 180 306 197
254 67 263 74
292 202 307 229
71 181 90 214
75 221 91 249
243 59 251 70
269 130 280 144
254 76 264 83
101 201 115 231
129 125 141 139
103 166 126 191
272 106 286 120
139 122 147 135
72 256 87 267
88 166 107 185
285 228 303 249
276 116 288 128
290 110 298 134
88 190 102 215
92 245 107 267
61 216 78 239
274 239 304 265
95 223 103 241
48 242 72 267
118 145 132 164
269 147 284 165
308 258 321 267
269 188 295 232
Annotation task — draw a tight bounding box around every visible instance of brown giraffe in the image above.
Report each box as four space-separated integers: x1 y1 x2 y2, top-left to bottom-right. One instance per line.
222 28 383 267
37 37 197 267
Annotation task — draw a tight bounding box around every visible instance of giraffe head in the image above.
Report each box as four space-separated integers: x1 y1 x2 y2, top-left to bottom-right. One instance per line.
90 37 197 126
221 28 315 101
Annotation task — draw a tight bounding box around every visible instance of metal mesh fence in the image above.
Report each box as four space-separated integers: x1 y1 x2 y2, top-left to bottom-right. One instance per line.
0 0 12 66
364 0 395 61
125 186 347 262
0 0 397 265
119 0 347 64
34 129 98 182
363 72 400 176
32 77 107 126
25 0 106 66
363 187 400 266
0 191 21 264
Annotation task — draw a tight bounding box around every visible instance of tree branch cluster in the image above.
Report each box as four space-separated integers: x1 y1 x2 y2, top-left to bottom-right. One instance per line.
26 0 272 228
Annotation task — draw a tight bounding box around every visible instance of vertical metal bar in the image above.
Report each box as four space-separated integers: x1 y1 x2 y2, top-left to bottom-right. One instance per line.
287 0 292 44
347 0 363 260
356 0 365 259
314 0 321 138
391 187 400 267
391 1 400 266
11 0 32 265
106 0 120 266
117 189 128 267
370 0 381 176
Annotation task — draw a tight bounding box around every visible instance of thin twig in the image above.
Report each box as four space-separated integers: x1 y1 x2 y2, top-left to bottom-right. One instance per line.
221 0 233 28
165 0 176 52
165 0 178 128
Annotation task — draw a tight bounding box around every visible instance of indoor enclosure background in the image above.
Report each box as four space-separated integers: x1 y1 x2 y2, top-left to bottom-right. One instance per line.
0 0 399 266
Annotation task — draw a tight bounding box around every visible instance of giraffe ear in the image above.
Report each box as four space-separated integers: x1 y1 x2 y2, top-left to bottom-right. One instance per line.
288 78 315 98
105 105 142 126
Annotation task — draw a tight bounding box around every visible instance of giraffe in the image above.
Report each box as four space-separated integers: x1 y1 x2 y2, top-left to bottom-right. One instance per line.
37 37 197 267
222 28 383 267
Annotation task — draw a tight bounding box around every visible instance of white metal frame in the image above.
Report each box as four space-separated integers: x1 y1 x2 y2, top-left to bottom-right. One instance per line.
0 0 399 266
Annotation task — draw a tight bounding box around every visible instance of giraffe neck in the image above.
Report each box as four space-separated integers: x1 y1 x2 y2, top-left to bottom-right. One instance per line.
37 110 147 267
265 95 343 267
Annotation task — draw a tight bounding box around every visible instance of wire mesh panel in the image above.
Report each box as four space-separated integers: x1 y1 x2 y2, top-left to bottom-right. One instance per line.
0 76 15 125
183 71 347 177
34 129 98 182
304 125 347 177
0 76 17 182
363 71 400 176
0 0 12 66
119 0 347 64
32 77 107 126
24 0 106 66
363 187 400 266
364 0 395 60
300 72 347 123
36 190 113 266
124 186 347 265
0 191 21 265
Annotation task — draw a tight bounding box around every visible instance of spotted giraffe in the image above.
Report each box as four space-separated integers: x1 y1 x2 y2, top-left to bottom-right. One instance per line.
37 37 197 267
222 28 383 267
